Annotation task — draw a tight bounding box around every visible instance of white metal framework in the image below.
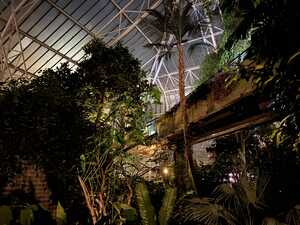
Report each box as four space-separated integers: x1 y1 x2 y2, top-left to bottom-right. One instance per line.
0 0 223 114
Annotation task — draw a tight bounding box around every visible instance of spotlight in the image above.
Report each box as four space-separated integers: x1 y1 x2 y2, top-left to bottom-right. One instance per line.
162 167 169 175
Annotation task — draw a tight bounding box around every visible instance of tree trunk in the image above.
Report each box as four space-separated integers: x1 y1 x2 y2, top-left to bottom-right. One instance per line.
176 42 196 193
173 140 194 194
239 131 247 174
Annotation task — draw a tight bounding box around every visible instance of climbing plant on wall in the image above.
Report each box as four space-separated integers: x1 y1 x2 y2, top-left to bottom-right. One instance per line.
219 0 300 151
168 0 300 224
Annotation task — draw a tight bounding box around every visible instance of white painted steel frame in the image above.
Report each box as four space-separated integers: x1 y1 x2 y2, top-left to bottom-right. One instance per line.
0 0 223 114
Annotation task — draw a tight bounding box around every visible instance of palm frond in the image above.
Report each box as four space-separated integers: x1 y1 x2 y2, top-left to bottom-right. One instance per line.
190 2 207 21
144 41 176 61
241 173 270 209
188 41 216 56
286 205 300 225
213 183 244 211
213 182 257 225
159 50 176 60
240 175 257 205
142 17 166 35
262 217 282 225
175 197 237 225
186 21 211 36
182 2 193 18
146 9 164 21
223 8 254 50
145 0 208 42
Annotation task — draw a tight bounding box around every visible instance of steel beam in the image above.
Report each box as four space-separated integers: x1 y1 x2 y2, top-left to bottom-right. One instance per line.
107 0 162 46
8 62 37 78
0 17 79 67
159 66 201 78
97 0 135 35
151 35 174 84
45 0 97 39
110 0 155 45
0 0 35 79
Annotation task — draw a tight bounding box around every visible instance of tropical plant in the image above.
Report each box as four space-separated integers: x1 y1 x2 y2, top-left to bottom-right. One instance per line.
135 182 177 225
135 182 157 225
0 204 60 225
170 194 237 225
219 0 299 151
0 205 12 225
159 186 177 225
175 119 300 225
198 9 250 85
0 39 158 224
196 0 300 215
145 0 216 193
0 64 91 222
171 172 300 225
75 40 159 225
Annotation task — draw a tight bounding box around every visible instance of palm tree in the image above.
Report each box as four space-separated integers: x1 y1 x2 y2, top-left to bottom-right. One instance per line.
171 173 300 225
146 0 213 192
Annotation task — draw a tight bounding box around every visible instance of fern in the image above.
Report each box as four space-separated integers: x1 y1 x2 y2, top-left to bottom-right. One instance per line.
135 182 157 225
159 187 177 225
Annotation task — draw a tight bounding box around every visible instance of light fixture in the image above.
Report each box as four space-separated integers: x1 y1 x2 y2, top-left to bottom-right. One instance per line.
162 167 169 175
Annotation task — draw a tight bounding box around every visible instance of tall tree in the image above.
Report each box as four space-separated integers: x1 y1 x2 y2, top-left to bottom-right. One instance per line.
146 0 213 192
76 40 159 225
0 39 157 224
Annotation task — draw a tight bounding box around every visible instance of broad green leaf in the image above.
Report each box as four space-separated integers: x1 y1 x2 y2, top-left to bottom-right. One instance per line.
56 201 67 225
117 203 137 224
20 207 34 225
0 205 13 225
135 182 157 225
159 187 177 225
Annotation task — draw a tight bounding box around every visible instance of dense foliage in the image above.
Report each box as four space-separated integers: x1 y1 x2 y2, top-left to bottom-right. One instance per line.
0 39 158 224
172 122 300 225
0 0 298 224
171 0 300 224
220 0 299 152
199 11 250 84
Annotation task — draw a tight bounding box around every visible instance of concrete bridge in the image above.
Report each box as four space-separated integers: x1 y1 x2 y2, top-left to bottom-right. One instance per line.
155 72 275 144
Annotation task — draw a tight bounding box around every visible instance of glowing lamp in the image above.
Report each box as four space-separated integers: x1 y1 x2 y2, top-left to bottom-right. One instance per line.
162 167 169 175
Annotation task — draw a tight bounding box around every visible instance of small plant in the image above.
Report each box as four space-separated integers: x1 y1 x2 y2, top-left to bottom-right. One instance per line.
0 203 65 225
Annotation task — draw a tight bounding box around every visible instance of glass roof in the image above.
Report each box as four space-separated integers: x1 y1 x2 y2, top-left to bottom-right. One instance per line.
0 0 223 115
